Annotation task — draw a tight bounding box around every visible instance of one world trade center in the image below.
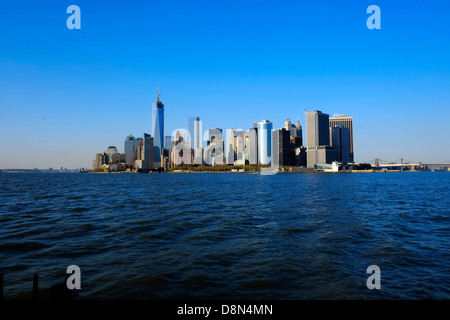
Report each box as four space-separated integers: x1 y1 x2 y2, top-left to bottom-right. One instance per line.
152 87 164 167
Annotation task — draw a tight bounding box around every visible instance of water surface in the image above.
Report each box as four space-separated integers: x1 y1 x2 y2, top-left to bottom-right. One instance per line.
0 171 448 299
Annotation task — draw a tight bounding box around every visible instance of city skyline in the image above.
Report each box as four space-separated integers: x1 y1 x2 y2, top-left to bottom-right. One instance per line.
1 0 449 169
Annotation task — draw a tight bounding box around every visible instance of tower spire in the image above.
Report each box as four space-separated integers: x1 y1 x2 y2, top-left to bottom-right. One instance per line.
157 85 161 101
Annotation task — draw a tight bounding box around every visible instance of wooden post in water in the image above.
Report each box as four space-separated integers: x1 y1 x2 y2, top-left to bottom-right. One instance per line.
33 274 38 301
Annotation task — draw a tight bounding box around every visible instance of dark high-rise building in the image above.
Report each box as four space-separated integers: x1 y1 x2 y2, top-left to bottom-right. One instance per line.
293 146 307 167
272 128 291 167
306 110 330 147
329 115 354 162
152 87 164 167
143 133 154 169
331 125 351 162
306 110 336 168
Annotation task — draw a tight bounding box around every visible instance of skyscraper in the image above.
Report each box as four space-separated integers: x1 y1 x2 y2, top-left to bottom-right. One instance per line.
188 116 202 150
258 119 272 165
164 136 173 151
331 125 351 162
225 128 235 165
189 117 203 165
143 133 154 169
306 110 330 147
233 130 246 165
272 128 291 167
92 153 108 169
124 134 136 165
152 87 164 167
206 128 223 146
295 120 303 146
329 115 354 162
284 119 302 140
247 127 258 165
306 110 336 168
204 128 224 166
171 132 193 167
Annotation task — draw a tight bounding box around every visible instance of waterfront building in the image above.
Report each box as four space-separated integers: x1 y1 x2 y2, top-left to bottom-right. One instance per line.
233 130 246 165
206 128 223 146
134 137 143 163
161 148 170 170
105 146 118 162
188 116 202 150
124 135 136 165
244 131 250 163
152 87 164 167
143 133 154 169
204 140 224 166
226 128 235 165
102 146 125 164
329 115 354 162
296 120 303 142
110 153 126 164
272 128 291 167
284 119 292 131
314 146 337 165
135 140 144 169
171 133 193 167
331 125 351 162
284 119 302 143
92 152 108 169
204 129 224 166
290 136 302 148
284 119 303 163
165 136 173 151
294 146 307 167
248 127 258 165
306 110 336 168
258 119 273 165
193 147 203 165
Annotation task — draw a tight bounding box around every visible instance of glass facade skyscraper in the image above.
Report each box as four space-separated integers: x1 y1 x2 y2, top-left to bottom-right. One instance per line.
143 133 154 169
331 125 351 162
258 119 272 165
306 110 336 168
124 134 136 165
152 87 164 166
329 115 354 162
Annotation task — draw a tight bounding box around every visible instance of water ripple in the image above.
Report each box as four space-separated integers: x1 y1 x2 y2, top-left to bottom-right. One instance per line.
0 171 449 299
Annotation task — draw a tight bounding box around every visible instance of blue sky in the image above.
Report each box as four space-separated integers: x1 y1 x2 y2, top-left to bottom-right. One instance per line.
0 0 449 168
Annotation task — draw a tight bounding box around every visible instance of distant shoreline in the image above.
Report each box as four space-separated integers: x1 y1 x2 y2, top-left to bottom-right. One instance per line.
2 169 449 174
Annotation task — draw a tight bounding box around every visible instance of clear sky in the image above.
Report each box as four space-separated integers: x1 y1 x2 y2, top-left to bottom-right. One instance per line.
0 0 449 169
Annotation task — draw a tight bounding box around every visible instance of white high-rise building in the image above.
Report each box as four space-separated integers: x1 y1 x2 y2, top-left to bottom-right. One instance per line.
257 119 272 165
226 128 235 165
